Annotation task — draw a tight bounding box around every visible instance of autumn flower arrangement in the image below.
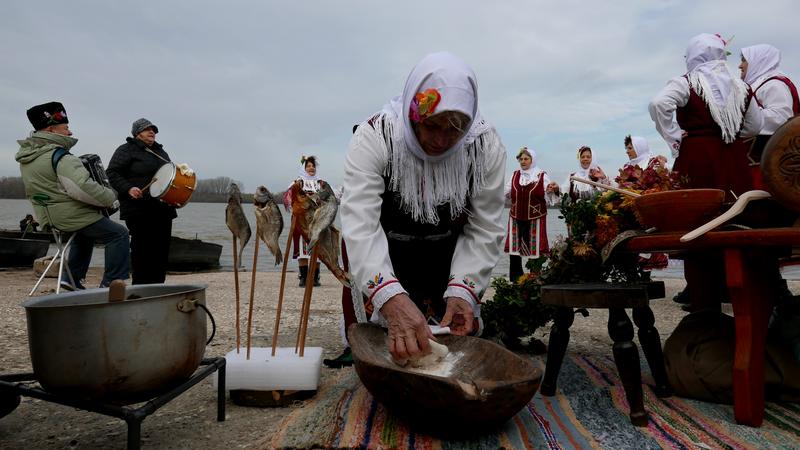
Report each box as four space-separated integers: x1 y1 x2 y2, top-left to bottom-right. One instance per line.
482 159 684 350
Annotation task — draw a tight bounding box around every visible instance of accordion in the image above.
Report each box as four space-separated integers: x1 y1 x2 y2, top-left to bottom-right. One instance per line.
79 154 119 217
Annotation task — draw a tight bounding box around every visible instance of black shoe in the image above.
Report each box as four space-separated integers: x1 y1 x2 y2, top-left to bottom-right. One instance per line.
323 347 354 368
298 265 308 287
59 280 85 291
673 287 689 304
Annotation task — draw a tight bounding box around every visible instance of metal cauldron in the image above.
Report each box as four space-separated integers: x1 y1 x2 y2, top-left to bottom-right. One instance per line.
22 284 213 403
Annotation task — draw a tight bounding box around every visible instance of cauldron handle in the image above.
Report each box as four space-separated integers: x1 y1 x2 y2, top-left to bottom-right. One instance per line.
197 303 217 345
177 297 217 345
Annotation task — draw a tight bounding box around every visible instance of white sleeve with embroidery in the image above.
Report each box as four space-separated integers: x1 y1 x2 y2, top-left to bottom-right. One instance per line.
341 124 407 325
754 79 792 135
444 130 507 318
649 76 690 159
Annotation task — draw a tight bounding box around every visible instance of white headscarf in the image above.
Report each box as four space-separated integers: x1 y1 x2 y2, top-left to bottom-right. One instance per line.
517 146 541 185
741 44 783 86
377 51 494 224
573 146 598 179
625 136 653 168
684 33 749 143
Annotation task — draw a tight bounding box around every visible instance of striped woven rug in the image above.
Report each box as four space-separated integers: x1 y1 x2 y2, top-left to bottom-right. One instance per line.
263 354 800 449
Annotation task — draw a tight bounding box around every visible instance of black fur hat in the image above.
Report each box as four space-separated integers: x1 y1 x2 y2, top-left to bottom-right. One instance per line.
26 102 68 131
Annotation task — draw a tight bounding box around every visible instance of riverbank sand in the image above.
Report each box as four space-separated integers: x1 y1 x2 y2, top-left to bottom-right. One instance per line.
0 267 782 449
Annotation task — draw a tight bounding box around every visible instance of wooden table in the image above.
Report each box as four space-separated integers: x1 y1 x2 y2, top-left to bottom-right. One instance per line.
622 227 800 426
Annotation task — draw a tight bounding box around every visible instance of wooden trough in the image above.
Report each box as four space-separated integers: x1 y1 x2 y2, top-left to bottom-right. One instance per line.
349 323 542 437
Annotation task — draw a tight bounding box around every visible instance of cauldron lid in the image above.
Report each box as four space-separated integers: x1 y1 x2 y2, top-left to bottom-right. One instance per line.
761 116 800 211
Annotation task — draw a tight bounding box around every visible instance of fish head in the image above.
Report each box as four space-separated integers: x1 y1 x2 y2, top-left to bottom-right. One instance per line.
290 180 315 215
227 183 242 204
254 185 274 207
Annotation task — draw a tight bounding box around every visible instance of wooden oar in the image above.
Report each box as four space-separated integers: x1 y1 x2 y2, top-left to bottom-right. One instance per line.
272 214 297 356
569 176 641 198
232 235 241 353
297 246 320 357
680 190 772 242
245 230 260 360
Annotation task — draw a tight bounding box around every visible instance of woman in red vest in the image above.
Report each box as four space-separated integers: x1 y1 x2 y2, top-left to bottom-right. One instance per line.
504 146 558 282
649 33 764 313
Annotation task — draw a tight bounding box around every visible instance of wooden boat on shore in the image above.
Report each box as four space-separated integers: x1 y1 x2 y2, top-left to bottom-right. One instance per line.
0 236 50 268
0 229 55 243
168 236 222 272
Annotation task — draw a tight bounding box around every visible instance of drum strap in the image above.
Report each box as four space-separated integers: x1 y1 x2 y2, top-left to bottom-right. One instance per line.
144 147 170 164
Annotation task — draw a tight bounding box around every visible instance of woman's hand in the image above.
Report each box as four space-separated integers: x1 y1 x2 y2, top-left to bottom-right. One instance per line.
380 294 433 360
440 297 474 336
128 187 143 199
589 167 607 181
545 182 560 193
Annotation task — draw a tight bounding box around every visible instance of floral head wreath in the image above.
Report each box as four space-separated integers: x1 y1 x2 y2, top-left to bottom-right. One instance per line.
300 154 318 167
715 33 734 56
516 146 532 160
409 88 442 123
577 146 591 159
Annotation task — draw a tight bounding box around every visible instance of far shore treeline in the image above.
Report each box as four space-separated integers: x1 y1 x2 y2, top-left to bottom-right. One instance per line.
0 175 286 204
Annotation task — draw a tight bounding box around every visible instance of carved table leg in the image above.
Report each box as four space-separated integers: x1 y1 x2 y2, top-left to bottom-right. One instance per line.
608 307 648 426
632 306 672 398
541 306 574 396
725 248 775 427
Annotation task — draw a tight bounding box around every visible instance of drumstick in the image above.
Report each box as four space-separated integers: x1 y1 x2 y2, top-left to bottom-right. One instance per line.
140 177 159 193
232 235 241 354
246 230 260 360
569 176 641 198
272 214 297 356
297 246 319 357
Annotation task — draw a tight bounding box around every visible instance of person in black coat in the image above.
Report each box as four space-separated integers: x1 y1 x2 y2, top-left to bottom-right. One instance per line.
107 118 177 284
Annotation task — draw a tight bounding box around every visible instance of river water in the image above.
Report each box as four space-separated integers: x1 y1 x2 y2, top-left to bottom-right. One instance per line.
0 197 743 279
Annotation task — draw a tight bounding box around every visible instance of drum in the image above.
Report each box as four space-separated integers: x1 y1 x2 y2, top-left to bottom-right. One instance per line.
149 163 197 208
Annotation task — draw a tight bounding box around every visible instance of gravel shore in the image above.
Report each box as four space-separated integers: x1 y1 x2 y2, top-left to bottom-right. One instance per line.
0 266 769 449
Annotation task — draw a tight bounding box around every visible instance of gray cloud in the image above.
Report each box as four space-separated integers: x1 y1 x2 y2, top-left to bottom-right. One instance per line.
2 0 798 192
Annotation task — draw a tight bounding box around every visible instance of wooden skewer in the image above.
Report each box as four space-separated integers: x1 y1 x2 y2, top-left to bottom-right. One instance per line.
233 235 241 354
297 246 319 357
272 214 297 356
569 176 641 198
246 230 260 360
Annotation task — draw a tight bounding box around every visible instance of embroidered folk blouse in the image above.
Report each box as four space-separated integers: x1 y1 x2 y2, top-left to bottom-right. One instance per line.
341 122 506 324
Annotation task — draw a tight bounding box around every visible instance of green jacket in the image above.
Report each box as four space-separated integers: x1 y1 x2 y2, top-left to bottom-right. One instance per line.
15 132 118 232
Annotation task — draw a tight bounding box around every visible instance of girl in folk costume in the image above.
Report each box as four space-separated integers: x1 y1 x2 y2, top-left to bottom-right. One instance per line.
565 145 609 201
739 44 800 189
285 155 323 286
504 147 558 282
623 135 668 171
649 33 763 200
621 135 670 270
339 52 506 362
649 33 764 315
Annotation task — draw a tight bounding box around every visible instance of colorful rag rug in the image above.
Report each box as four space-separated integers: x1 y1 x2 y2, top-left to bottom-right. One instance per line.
263 354 800 449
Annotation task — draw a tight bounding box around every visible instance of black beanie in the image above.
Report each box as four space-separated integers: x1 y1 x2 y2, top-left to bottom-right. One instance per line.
26 102 69 131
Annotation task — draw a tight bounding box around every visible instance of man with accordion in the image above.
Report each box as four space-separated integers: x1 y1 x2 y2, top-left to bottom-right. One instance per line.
15 101 130 290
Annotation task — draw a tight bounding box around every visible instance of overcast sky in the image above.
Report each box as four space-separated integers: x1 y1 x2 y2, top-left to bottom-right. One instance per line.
2 0 798 193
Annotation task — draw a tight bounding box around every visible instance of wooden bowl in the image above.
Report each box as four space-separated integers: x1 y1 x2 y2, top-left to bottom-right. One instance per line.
634 189 725 232
349 323 541 437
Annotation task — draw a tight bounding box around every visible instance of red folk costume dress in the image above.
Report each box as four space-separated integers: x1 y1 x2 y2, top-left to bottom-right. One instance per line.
504 168 549 258
649 33 764 317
